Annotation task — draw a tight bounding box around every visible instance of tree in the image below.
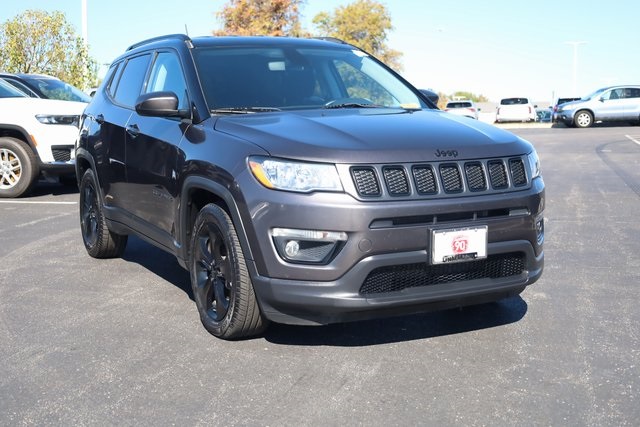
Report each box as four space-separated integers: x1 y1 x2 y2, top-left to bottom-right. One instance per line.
0 10 97 90
214 0 306 37
312 0 402 71
451 91 488 103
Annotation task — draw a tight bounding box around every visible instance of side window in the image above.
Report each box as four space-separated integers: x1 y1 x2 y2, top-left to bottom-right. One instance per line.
146 52 188 110
105 62 122 98
112 54 151 108
625 88 640 98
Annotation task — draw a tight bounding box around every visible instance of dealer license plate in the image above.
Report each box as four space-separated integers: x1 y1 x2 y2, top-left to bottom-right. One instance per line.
431 226 488 264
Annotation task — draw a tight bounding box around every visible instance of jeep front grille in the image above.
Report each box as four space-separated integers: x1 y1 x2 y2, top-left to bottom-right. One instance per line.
349 157 529 200
359 252 525 294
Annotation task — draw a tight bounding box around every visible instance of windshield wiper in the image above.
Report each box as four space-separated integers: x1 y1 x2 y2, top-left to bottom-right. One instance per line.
323 102 382 109
211 107 282 114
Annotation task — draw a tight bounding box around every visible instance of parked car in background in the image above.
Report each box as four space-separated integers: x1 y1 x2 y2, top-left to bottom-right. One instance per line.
536 108 551 123
444 99 479 119
76 34 544 339
0 72 91 103
0 79 85 197
495 97 537 123
552 97 580 122
554 86 640 128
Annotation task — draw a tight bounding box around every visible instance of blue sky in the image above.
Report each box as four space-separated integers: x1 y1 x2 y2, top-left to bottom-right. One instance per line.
1 0 639 102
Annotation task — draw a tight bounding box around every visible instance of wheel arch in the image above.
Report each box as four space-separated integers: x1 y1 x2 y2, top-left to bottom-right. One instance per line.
178 175 255 270
0 124 39 160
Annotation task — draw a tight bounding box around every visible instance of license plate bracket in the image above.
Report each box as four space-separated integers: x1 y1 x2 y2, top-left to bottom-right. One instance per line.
431 226 488 265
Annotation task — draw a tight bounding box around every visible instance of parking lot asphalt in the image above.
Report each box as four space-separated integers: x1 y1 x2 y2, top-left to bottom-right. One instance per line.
1 125 639 425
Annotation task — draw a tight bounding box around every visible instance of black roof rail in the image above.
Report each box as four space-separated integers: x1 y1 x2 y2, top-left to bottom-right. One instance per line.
126 34 191 51
313 36 349 45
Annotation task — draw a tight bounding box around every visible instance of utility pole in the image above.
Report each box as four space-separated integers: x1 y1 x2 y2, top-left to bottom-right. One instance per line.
81 0 89 90
565 41 586 97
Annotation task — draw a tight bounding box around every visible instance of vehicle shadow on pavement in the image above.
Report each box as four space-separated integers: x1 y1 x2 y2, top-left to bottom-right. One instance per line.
118 235 527 345
29 180 79 197
122 235 193 300
264 296 527 346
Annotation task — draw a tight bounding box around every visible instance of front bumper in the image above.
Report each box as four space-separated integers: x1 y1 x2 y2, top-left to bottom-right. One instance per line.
241 174 545 325
251 240 542 325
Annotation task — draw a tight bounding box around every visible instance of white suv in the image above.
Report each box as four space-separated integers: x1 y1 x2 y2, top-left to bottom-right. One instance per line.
0 79 86 197
496 97 537 123
444 99 479 119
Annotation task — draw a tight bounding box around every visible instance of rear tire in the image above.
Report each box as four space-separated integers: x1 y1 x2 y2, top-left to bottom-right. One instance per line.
79 169 128 258
574 110 593 128
0 137 39 198
189 203 267 339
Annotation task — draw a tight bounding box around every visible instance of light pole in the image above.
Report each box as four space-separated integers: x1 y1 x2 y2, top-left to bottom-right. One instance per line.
565 41 586 97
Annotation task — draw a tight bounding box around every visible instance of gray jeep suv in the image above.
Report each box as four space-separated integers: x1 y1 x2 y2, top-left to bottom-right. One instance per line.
76 35 545 339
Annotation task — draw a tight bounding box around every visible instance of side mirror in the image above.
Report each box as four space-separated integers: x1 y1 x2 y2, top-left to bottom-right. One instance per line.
419 89 439 105
135 91 189 118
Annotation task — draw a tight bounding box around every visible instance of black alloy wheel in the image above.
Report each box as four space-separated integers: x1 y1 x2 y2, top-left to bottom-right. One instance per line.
190 204 266 339
79 169 127 258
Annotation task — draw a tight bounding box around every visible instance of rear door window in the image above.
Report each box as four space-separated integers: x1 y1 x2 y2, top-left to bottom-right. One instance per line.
112 54 151 108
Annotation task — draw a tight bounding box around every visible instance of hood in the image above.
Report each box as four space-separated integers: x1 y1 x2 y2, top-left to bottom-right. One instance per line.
213 109 533 163
0 97 87 117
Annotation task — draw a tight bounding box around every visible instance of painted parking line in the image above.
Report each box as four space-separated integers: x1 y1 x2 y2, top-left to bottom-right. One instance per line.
0 200 76 205
625 135 640 146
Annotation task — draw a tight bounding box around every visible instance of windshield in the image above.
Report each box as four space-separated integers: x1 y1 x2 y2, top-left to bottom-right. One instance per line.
0 79 28 98
25 77 91 102
193 45 424 111
582 88 607 101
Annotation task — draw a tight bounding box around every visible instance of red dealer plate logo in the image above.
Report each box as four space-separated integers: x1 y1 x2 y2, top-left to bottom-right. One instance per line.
431 226 487 264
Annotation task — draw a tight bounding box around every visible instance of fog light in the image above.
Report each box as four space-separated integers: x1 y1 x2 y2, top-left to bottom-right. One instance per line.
284 240 300 257
535 216 545 245
272 228 348 264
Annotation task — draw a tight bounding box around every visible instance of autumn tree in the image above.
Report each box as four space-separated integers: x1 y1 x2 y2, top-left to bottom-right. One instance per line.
214 0 306 36
312 0 402 71
0 10 97 90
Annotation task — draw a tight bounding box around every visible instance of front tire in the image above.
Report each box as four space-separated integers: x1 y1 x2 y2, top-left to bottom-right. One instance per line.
79 169 128 258
0 137 39 198
190 204 267 339
574 110 593 128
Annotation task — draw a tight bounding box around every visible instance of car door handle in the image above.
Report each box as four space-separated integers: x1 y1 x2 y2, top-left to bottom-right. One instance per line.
126 124 140 138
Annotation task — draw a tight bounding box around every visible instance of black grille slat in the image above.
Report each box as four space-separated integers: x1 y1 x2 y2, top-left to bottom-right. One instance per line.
509 158 527 186
52 148 71 162
350 156 529 199
383 167 409 195
412 165 438 194
360 253 525 294
352 167 381 196
464 162 486 191
488 160 508 189
440 164 463 193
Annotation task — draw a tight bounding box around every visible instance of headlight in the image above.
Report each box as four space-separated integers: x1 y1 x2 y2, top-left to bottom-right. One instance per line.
36 114 80 127
527 150 541 179
248 156 343 193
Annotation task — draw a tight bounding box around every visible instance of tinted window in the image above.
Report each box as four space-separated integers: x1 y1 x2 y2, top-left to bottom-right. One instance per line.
24 77 91 102
501 98 529 105
113 54 151 108
624 88 640 98
146 52 188 110
104 62 122 98
447 102 472 108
